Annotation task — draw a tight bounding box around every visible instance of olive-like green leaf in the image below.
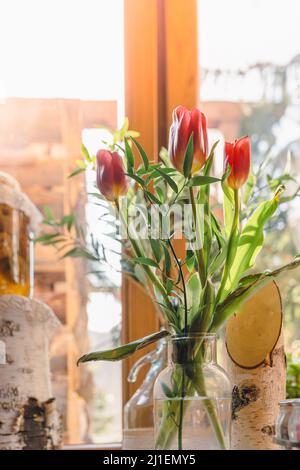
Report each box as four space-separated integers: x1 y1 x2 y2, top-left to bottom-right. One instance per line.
68 167 86 178
156 186 166 203
186 273 202 321
81 143 91 162
137 163 161 176
131 137 149 170
150 239 162 263
144 190 162 205
163 244 172 275
77 330 170 364
166 278 173 294
155 168 178 193
126 173 145 187
210 213 225 250
183 133 194 177
132 256 159 268
125 138 134 173
185 251 195 273
188 176 221 187
62 247 99 261
35 232 61 243
43 205 55 221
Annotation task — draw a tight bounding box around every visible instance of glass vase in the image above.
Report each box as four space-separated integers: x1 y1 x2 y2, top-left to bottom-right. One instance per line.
123 338 167 449
153 334 232 450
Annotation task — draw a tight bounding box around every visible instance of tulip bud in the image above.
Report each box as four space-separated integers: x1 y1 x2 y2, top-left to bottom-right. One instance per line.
224 136 250 190
96 149 129 201
168 105 208 174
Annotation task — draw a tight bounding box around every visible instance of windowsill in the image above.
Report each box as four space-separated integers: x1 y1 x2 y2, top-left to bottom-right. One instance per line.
64 443 122 451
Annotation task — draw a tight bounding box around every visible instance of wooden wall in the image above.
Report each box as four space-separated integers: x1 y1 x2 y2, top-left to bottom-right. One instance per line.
0 97 117 443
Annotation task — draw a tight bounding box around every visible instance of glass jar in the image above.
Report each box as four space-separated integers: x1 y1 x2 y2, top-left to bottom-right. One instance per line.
0 203 32 296
275 400 294 440
123 339 167 449
288 400 300 443
0 172 39 297
154 334 232 450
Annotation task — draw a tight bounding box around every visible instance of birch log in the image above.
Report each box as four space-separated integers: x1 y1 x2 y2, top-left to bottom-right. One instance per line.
0 295 62 450
224 281 286 450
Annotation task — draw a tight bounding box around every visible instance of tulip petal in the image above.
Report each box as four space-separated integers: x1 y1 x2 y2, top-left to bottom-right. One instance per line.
96 149 129 201
224 137 250 190
169 105 208 174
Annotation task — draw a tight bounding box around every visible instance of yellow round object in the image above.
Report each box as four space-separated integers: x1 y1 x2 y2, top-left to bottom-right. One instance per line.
226 281 282 369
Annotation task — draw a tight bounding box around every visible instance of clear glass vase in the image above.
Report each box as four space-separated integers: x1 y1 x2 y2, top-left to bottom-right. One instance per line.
123 338 167 449
154 334 232 450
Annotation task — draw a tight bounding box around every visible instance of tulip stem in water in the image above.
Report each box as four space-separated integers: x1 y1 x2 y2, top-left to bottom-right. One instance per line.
178 371 185 450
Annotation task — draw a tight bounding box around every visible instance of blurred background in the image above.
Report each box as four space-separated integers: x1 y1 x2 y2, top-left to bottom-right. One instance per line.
0 0 300 446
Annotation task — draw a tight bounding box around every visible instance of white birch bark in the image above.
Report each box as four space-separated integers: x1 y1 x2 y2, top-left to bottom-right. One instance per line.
225 331 286 450
0 295 62 450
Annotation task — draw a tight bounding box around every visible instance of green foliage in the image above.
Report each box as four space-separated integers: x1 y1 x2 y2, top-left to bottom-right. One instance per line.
286 353 300 399
77 330 170 364
224 186 284 297
183 133 194 177
131 136 149 170
188 176 221 187
36 117 300 365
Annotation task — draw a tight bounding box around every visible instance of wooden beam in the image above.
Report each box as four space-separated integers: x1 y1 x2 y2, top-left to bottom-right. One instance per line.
123 0 199 404
164 0 199 261
164 0 199 129
123 0 160 403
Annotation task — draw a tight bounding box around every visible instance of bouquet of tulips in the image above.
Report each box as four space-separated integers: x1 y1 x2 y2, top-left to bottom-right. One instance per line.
38 105 300 449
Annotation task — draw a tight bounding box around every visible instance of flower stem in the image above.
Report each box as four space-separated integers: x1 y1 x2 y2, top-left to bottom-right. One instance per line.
167 239 188 334
189 187 206 287
189 362 227 449
155 339 228 450
115 199 173 311
178 371 185 450
217 189 240 303
167 238 188 448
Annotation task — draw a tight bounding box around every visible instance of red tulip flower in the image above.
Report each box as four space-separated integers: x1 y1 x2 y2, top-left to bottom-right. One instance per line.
168 105 209 174
96 150 129 201
224 136 250 190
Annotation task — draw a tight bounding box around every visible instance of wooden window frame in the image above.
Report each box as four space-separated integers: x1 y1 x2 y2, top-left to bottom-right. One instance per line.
123 0 199 403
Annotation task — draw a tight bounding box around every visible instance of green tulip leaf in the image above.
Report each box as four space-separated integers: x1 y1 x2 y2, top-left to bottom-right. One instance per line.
223 186 284 296
210 255 300 333
183 133 194 177
186 272 202 318
77 330 170 364
221 167 234 238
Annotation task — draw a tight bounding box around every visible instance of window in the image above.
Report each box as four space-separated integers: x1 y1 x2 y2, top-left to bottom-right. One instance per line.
0 0 124 445
199 0 300 346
